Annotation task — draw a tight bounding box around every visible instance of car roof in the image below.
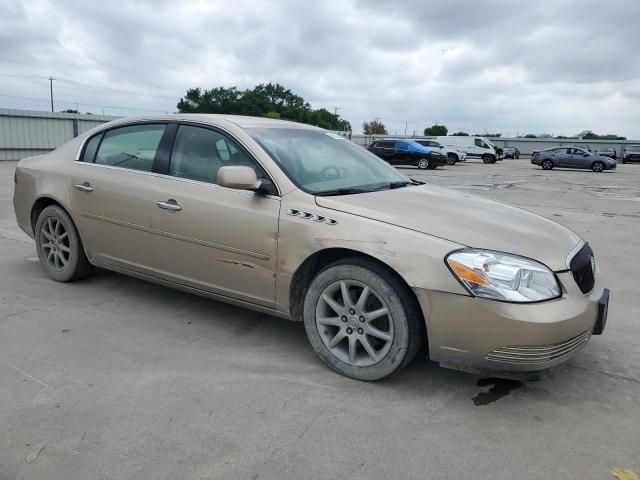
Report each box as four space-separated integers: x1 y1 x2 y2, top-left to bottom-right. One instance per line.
100 113 324 131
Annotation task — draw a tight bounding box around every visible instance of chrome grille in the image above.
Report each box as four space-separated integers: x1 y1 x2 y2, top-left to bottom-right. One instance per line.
485 329 592 365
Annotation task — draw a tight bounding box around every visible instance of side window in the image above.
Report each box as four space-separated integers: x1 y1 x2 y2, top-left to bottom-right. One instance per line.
395 141 409 151
95 124 165 172
81 133 103 162
169 125 257 184
475 139 488 149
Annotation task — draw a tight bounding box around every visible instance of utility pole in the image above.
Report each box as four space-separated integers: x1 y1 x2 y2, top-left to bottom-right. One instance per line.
404 121 407 136
48 76 55 112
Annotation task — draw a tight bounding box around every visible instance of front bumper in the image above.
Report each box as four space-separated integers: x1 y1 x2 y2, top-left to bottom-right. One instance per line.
414 272 607 377
430 155 448 166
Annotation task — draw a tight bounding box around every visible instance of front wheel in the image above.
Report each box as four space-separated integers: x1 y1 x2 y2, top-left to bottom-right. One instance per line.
303 259 423 381
35 205 92 282
482 154 494 164
417 158 430 169
446 153 458 165
592 161 605 172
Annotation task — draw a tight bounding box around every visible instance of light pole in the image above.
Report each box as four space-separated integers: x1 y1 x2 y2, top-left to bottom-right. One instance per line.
48 76 55 112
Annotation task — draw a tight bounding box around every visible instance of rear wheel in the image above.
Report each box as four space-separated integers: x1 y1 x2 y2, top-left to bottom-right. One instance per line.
417 158 430 169
592 161 605 172
303 258 423 381
541 159 554 170
35 205 92 282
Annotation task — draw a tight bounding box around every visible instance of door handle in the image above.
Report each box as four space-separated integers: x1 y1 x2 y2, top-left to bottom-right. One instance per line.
74 182 94 192
156 200 182 212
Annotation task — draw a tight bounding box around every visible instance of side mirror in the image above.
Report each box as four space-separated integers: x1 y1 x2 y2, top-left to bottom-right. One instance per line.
217 166 262 191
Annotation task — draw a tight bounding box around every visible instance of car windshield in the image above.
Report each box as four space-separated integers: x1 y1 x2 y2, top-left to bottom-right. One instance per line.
247 128 410 195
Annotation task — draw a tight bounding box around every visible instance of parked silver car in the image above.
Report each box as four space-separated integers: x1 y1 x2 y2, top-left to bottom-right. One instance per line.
532 147 617 172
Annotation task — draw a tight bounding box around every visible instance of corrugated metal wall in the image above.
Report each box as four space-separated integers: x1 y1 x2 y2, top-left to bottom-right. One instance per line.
0 109 119 161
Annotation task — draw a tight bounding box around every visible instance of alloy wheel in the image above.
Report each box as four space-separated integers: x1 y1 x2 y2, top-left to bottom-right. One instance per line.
315 279 394 367
39 216 71 270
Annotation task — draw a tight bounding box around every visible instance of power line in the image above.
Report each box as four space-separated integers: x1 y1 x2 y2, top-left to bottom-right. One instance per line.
0 92 170 114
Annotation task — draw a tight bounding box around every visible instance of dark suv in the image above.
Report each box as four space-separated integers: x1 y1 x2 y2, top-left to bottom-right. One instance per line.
622 145 640 164
367 139 447 169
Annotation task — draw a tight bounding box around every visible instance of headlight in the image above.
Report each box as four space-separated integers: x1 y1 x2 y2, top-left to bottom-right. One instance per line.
446 249 561 302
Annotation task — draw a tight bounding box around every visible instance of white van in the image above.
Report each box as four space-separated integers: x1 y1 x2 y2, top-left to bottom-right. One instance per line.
433 136 500 163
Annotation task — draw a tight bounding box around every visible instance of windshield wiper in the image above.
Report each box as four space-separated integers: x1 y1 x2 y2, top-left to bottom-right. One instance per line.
388 180 411 189
315 187 372 197
370 180 412 192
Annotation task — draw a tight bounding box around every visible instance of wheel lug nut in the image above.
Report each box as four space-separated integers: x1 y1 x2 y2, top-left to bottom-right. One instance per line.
358 328 364 334
346 328 353 334
341 316 347 322
349 309 355 315
359 316 365 322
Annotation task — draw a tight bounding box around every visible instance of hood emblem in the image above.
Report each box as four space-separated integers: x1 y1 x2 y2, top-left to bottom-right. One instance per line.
287 209 338 226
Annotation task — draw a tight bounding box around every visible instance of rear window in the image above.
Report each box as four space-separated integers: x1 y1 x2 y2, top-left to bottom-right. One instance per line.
81 133 102 162
94 124 166 172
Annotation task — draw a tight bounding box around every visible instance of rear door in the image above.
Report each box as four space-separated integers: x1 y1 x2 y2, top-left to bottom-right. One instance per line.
149 123 280 306
69 123 169 273
552 148 571 167
394 141 411 165
374 141 397 164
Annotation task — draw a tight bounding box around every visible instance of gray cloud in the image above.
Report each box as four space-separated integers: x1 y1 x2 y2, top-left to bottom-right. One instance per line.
0 0 639 137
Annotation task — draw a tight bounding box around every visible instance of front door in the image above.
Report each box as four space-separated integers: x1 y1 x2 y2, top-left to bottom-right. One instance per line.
150 124 280 307
69 123 168 273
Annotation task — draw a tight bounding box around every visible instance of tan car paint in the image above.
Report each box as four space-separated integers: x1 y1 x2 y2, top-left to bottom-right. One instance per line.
315 185 581 272
13 114 605 376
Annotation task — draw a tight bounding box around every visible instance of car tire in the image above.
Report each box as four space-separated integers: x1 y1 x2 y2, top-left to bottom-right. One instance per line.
541 160 554 170
592 161 605 172
303 258 423 381
35 205 92 282
417 158 430 169
446 153 458 165
482 154 493 164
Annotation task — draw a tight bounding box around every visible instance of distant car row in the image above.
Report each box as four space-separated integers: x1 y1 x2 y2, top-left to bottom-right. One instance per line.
367 135 500 169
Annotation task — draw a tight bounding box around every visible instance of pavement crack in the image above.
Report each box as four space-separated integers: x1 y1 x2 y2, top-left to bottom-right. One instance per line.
566 364 640 385
0 358 55 389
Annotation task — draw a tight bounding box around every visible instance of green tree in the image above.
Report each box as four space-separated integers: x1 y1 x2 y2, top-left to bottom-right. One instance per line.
576 130 626 140
177 83 351 131
451 131 469 136
476 132 502 138
362 119 388 135
424 124 448 136
523 134 538 138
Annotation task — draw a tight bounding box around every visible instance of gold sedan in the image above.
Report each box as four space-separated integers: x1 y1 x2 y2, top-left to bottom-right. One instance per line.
13 115 609 380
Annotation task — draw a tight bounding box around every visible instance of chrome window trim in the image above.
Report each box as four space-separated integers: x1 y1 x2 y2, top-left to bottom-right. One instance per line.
565 240 586 270
74 118 282 197
73 161 281 200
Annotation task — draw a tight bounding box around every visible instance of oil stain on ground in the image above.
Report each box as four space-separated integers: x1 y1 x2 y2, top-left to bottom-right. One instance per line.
472 378 524 406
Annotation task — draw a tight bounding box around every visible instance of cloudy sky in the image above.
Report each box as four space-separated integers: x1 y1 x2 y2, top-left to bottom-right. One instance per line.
1 0 639 137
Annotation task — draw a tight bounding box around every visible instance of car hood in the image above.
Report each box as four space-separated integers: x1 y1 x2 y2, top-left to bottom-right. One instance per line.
315 184 582 271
